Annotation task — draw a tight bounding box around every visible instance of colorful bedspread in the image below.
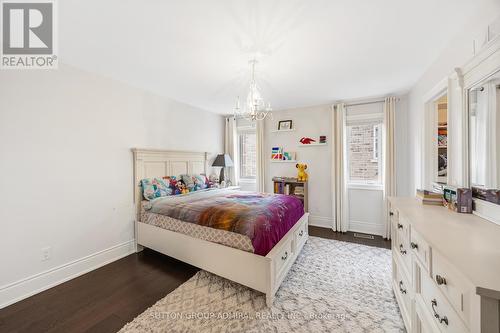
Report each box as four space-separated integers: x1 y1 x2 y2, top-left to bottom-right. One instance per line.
144 188 304 256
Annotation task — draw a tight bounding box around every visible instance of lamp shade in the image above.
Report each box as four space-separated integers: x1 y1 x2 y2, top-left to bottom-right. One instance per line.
212 154 233 167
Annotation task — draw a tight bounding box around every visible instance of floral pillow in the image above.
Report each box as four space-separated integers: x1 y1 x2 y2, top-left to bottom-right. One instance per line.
193 174 208 190
180 174 208 192
141 177 172 200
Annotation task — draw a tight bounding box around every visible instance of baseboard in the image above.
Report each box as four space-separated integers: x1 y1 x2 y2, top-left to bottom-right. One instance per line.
0 239 135 309
348 220 384 236
309 215 333 228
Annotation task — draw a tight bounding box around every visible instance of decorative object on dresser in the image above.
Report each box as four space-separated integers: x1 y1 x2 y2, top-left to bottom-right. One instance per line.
272 177 308 212
211 153 233 185
277 120 293 131
389 197 500 333
443 185 473 213
416 189 443 205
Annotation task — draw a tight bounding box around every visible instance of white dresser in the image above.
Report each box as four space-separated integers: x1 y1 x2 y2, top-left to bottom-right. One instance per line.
389 197 500 333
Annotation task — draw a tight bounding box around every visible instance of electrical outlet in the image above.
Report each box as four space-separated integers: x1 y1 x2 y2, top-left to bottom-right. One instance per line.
41 247 51 261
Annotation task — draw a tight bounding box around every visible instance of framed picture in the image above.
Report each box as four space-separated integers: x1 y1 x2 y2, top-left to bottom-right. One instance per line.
278 120 293 131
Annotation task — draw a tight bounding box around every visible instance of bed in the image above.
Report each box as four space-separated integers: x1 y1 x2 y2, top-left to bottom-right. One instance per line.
132 148 309 306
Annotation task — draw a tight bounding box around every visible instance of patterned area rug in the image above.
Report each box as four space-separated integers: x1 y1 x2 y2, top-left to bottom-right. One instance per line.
120 237 405 332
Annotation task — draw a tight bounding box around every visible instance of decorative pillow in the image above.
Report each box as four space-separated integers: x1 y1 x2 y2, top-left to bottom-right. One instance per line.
164 176 182 195
180 174 195 191
141 177 172 200
193 174 208 190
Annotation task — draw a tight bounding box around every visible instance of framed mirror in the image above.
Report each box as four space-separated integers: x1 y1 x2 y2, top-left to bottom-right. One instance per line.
468 70 500 205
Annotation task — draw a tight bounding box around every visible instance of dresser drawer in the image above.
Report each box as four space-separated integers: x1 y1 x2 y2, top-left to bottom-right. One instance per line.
294 221 308 250
396 215 410 245
395 231 412 277
275 237 293 276
410 228 431 272
431 250 473 327
421 270 468 333
396 265 412 327
415 294 441 333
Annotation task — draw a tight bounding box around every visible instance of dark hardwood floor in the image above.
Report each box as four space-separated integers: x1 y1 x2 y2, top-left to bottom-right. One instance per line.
0 227 390 333
308 226 391 249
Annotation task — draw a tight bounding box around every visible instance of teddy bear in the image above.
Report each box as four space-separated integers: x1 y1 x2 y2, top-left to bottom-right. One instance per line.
296 163 308 182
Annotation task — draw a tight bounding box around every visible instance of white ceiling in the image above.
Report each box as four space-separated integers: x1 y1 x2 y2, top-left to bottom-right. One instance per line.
60 0 492 114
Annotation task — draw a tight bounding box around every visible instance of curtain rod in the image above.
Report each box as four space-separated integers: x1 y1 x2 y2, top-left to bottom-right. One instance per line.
345 98 401 107
335 97 401 108
345 100 385 107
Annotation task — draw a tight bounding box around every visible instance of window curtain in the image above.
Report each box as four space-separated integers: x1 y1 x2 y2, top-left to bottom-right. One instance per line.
383 97 397 239
224 117 238 185
256 120 266 192
331 103 349 232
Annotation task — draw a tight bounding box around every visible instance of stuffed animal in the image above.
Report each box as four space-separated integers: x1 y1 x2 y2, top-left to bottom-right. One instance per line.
296 163 308 182
181 184 189 195
174 181 184 195
299 137 316 144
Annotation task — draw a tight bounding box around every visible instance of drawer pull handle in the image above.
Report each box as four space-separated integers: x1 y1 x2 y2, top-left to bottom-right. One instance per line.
299 230 304 237
435 275 447 285
390 212 394 216
410 242 418 249
399 281 407 294
281 251 288 261
397 223 403 229
399 244 407 255
431 299 449 326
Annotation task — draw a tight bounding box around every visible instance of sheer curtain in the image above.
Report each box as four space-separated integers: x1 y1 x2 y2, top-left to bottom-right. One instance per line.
224 117 238 185
383 97 397 239
256 120 266 192
331 103 349 232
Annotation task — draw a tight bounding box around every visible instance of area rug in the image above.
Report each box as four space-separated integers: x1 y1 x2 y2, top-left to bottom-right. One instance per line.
119 237 405 332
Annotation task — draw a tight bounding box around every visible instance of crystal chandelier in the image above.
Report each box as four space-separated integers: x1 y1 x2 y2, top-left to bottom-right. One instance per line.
233 59 273 121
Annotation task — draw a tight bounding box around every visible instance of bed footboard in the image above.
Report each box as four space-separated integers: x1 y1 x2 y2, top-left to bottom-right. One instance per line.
137 212 309 307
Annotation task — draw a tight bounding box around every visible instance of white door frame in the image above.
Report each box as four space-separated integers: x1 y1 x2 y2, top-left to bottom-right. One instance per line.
421 78 448 190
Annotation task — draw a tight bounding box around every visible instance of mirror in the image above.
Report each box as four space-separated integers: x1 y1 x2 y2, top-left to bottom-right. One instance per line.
468 70 500 204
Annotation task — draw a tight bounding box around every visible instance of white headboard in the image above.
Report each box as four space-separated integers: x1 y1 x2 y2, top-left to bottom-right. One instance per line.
132 148 208 216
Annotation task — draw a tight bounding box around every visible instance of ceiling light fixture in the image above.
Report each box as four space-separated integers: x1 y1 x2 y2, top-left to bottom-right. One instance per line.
233 59 272 121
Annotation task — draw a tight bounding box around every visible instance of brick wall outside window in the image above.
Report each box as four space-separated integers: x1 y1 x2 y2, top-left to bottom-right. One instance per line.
348 124 380 182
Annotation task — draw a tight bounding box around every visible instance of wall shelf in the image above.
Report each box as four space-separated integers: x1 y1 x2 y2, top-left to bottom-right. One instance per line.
297 142 327 147
270 129 296 133
271 160 297 163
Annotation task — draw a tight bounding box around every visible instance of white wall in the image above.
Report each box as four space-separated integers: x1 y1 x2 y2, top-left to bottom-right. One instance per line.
264 99 409 230
407 7 500 192
0 64 224 308
265 105 332 227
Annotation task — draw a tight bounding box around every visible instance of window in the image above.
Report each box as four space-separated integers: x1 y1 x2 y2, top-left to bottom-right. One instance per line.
347 122 383 185
239 130 256 179
372 123 381 161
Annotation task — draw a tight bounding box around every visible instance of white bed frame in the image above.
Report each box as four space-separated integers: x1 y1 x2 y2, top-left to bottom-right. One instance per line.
132 148 309 306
